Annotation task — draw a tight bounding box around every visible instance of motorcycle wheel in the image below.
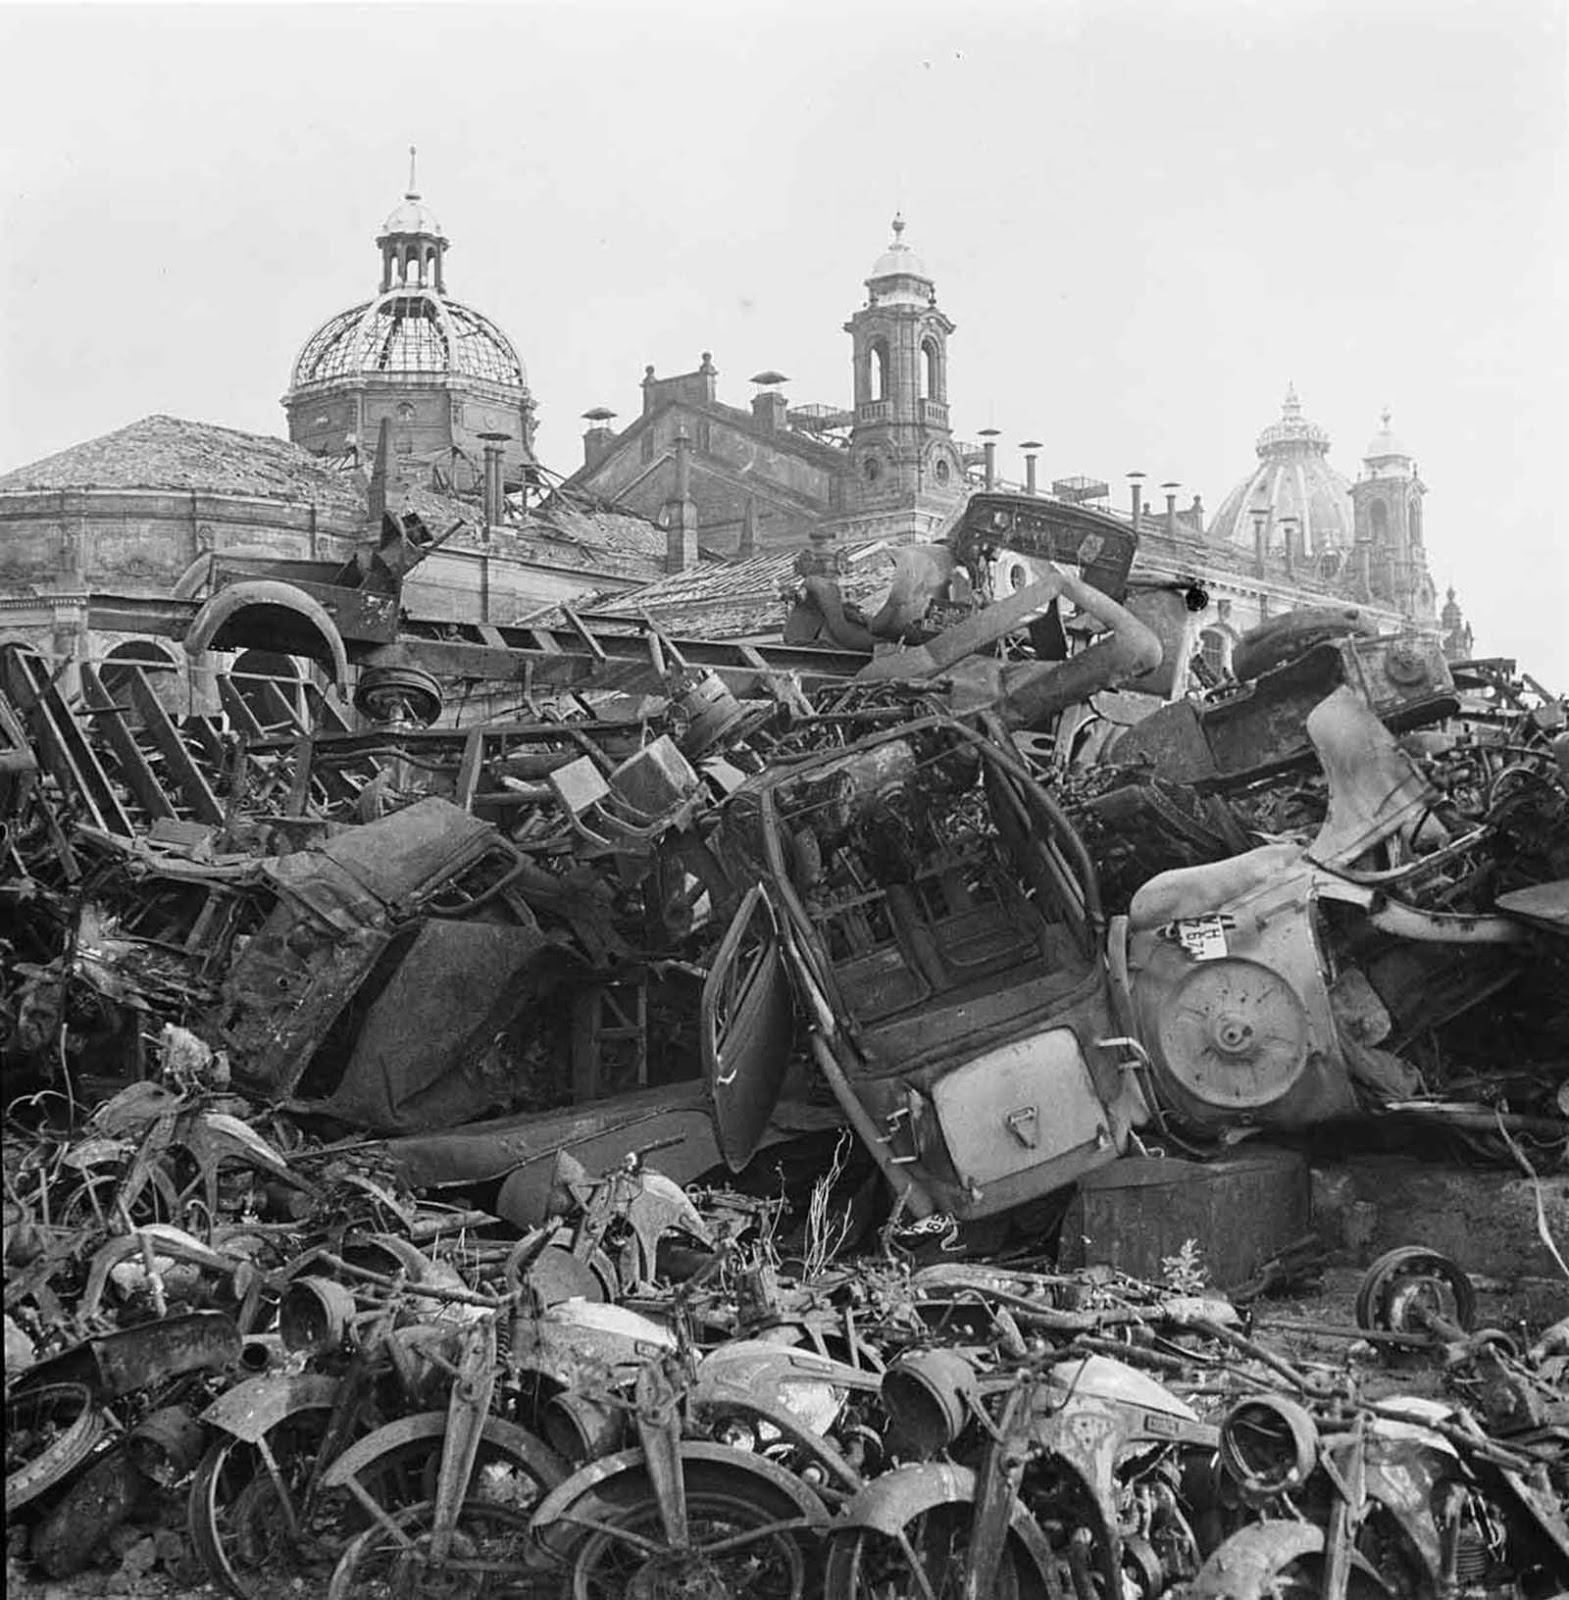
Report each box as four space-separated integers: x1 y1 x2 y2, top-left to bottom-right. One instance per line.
5 1382 108 1515
190 1415 556 1596
823 1504 1039 1600
187 1403 335 1597
327 1498 535 1600
562 1461 812 1600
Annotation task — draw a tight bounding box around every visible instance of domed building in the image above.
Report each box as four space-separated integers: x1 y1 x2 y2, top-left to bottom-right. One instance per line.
283 153 538 495
1207 385 1355 561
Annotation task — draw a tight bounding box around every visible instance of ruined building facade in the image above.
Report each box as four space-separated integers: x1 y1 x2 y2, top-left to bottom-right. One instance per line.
562 218 967 557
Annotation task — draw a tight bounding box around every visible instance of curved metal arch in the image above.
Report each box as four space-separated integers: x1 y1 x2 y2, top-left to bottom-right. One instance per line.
182 580 349 685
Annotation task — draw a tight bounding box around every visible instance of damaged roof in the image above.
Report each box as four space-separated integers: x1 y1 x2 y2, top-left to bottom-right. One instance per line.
0 414 370 518
560 538 903 639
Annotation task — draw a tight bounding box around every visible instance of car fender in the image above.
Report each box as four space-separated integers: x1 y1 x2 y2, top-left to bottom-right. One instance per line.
319 1410 566 1492
183 579 349 684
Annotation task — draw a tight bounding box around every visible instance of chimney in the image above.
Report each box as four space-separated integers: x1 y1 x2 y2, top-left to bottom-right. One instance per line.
478 432 510 532
1161 481 1180 538
581 407 618 470
664 426 699 572
980 428 1000 490
737 495 758 558
1128 471 1146 530
1251 508 1269 578
750 371 789 433
1020 441 1042 496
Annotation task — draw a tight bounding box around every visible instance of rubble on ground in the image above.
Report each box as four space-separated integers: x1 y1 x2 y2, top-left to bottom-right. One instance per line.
3 498 1566 1594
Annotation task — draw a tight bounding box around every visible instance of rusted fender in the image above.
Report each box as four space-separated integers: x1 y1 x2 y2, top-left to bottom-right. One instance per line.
825 1460 1059 1587
181 578 349 683
1187 1520 1390 1599
528 1441 830 1553
198 1372 341 1443
318 1410 566 1494
14 1310 242 1402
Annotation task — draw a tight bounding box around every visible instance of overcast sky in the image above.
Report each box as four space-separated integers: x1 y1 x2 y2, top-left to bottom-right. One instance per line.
3 1 1565 682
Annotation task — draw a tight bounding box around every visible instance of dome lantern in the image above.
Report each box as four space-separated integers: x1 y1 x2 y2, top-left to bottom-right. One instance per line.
376 146 449 294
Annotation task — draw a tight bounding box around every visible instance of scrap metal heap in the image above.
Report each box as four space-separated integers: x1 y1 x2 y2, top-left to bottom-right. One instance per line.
3 495 1567 1593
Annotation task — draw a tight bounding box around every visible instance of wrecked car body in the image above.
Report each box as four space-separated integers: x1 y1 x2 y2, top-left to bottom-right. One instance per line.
702 713 1150 1221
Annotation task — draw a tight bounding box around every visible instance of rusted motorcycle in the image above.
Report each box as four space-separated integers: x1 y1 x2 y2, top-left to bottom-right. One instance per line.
823 1345 1218 1599
526 1352 837 1600
1190 1387 1569 1599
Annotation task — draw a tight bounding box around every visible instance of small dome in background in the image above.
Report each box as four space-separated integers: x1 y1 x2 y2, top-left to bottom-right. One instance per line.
869 214 930 283
1207 385 1355 553
1364 407 1411 462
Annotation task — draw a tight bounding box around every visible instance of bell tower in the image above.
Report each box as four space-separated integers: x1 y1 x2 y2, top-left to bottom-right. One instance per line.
836 216 965 539
1351 409 1436 621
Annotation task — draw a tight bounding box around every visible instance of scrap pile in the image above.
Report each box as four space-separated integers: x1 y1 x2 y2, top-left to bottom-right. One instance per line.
5 1139 1568 1596
4 499 1569 1591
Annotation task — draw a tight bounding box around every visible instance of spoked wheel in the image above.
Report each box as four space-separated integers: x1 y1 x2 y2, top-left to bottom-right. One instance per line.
823 1504 1034 1600
328 1499 536 1600
190 1414 553 1595
188 1404 337 1595
564 1463 813 1600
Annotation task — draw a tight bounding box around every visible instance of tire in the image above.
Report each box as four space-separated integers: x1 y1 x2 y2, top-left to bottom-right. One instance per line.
823 1504 1039 1600
5 1382 108 1515
1230 607 1378 682
560 1461 814 1600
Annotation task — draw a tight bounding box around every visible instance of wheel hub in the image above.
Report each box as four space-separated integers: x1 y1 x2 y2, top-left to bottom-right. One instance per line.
627 1551 732 1600
391 1530 482 1600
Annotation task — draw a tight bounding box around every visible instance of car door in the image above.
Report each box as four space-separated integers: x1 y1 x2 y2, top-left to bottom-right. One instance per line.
700 884 797 1171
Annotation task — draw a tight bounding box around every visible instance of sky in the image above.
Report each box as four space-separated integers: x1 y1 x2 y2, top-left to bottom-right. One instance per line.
2 0 1565 682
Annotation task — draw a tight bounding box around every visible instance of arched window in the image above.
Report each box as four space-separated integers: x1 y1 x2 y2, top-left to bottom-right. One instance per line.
870 339 889 403
1369 499 1389 541
1199 627 1233 681
921 337 942 402
1409 498 1422 545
